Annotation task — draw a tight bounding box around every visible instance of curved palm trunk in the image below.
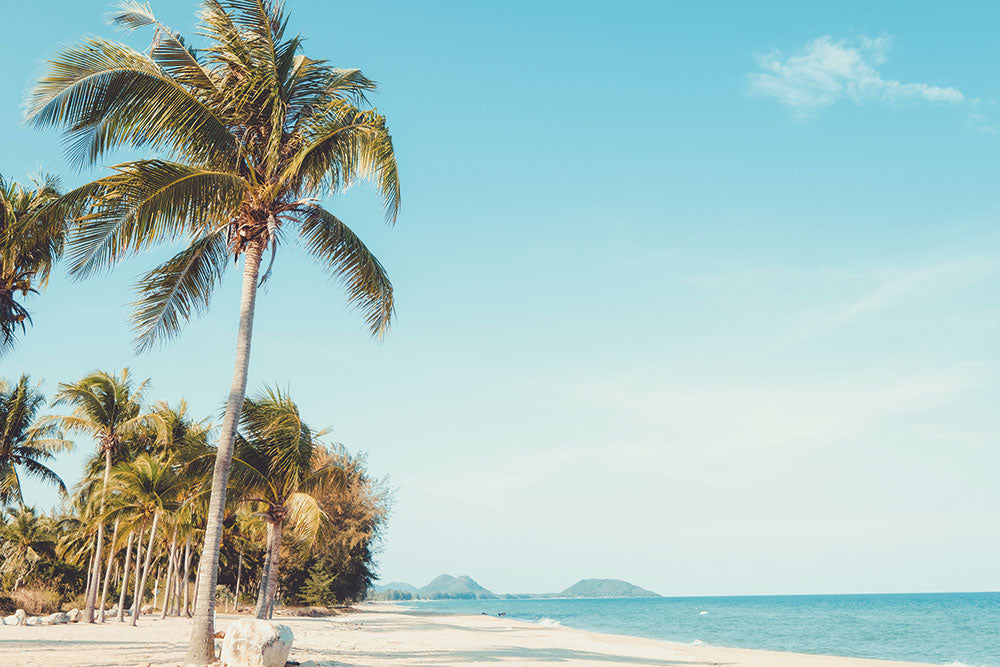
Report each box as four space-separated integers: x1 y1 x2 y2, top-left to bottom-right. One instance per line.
116 531 134 622
84 448 113 624
98 519 119 622
132 512 160 626
253 521 275 617
186 241 264 663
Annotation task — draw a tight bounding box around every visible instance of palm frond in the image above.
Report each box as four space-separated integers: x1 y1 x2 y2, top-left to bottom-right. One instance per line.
130 229 230 350
296 206 393 337
25 38 235 165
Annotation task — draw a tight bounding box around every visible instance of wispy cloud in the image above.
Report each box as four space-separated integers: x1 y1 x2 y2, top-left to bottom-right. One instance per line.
776 256 1000 347
748 35 965 116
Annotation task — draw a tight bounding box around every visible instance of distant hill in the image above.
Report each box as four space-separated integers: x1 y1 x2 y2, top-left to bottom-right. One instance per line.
372 581 418 593
418 574 495 599
367 575 657 601
558 578 660 598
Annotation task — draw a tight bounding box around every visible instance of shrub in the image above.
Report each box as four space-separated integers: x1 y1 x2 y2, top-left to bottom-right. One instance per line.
61 593 87 612
0 595 16 614
11 587 62 614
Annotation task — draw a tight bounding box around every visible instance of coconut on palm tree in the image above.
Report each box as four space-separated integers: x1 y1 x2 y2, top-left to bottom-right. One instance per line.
50 369 162 623
229 387 342 618
0 174 67 357
28 1 400 657
0 375 70 507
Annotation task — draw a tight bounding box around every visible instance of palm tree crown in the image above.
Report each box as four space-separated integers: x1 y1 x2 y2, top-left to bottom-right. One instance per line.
0 375 70 507
27 0 400 351
0 174 65 356
231 387 342 617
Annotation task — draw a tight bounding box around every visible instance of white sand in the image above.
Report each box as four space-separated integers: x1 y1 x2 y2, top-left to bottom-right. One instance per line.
1 604 938 666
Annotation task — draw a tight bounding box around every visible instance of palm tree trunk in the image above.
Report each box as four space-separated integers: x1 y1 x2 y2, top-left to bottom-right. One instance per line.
132 512 160 626
161 530 177 619
191 552 203 612
254 522 275 618
130 523 146 618
153 562 161 611
85 448 113 623
117 531 134 622
256 519 283 619
83 548 94 603
186 239 264 664
234 549 243 613
182 534 192 616
98 519 119 622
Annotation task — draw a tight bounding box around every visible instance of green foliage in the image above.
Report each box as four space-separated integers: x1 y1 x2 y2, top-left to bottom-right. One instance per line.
0 173 68 357
27 0 402 350
215 584 235 606
0 376 70 507
293 541 376 606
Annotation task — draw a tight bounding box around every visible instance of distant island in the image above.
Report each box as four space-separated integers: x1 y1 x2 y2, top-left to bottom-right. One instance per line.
368 575 660 600
558 578 661 598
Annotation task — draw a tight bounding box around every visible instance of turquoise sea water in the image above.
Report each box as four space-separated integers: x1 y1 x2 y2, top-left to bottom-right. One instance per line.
403 593 1000 666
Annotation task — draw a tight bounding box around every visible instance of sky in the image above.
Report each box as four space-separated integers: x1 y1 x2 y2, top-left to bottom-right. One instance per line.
2 1 999 597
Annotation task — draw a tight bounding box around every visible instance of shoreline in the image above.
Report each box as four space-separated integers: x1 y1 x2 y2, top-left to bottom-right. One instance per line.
2 604 942 666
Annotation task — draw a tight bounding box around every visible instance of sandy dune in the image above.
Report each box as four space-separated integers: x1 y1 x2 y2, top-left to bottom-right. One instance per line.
1 605 937 666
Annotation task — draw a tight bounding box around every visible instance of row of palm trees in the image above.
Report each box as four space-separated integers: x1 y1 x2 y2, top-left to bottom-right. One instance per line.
2 0 402 661
0 370 382 625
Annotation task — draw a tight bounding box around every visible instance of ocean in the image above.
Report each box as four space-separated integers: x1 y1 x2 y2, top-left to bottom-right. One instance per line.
403 592 1000 666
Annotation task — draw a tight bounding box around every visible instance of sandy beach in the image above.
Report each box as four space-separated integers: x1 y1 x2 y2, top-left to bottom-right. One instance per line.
0 604 939 667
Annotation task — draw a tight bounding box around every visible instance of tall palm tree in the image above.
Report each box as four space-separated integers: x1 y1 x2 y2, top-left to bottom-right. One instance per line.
0 375 70 507
230 387 342 618
0 174 66 357
50 369 160 623
27 2 400 658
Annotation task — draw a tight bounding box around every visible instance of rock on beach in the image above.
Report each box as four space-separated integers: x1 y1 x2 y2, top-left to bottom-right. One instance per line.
219 618 293 667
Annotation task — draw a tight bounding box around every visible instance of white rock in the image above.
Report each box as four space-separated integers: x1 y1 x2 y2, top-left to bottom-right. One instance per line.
47 612 70 625
67 608 81 623
25 616 40 626
5 610 28 626
220 618 293 667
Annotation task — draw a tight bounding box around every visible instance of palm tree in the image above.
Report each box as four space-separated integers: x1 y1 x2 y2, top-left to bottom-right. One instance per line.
0 375 70 507
28 2 400 657
104 453 183 625
0 174 66 357
0 506 57 590
230 387 342 618
50 369 160 623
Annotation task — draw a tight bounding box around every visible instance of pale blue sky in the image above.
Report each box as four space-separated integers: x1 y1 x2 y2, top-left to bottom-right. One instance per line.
2 1 999 596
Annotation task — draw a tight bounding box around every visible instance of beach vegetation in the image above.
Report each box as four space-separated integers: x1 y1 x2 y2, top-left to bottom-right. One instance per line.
0 173 67 357
26 0 400 656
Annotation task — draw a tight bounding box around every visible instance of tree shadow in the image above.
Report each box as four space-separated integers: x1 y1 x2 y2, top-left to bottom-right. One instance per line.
308 646 730 665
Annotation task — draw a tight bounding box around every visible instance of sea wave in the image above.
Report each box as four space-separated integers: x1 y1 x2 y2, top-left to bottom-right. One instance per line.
535 617 563 628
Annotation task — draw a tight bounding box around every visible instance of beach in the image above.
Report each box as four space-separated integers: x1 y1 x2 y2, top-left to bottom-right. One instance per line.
1 604 939 667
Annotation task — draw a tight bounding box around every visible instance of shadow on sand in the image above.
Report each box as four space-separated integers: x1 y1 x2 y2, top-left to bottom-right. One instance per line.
312 646 730 665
